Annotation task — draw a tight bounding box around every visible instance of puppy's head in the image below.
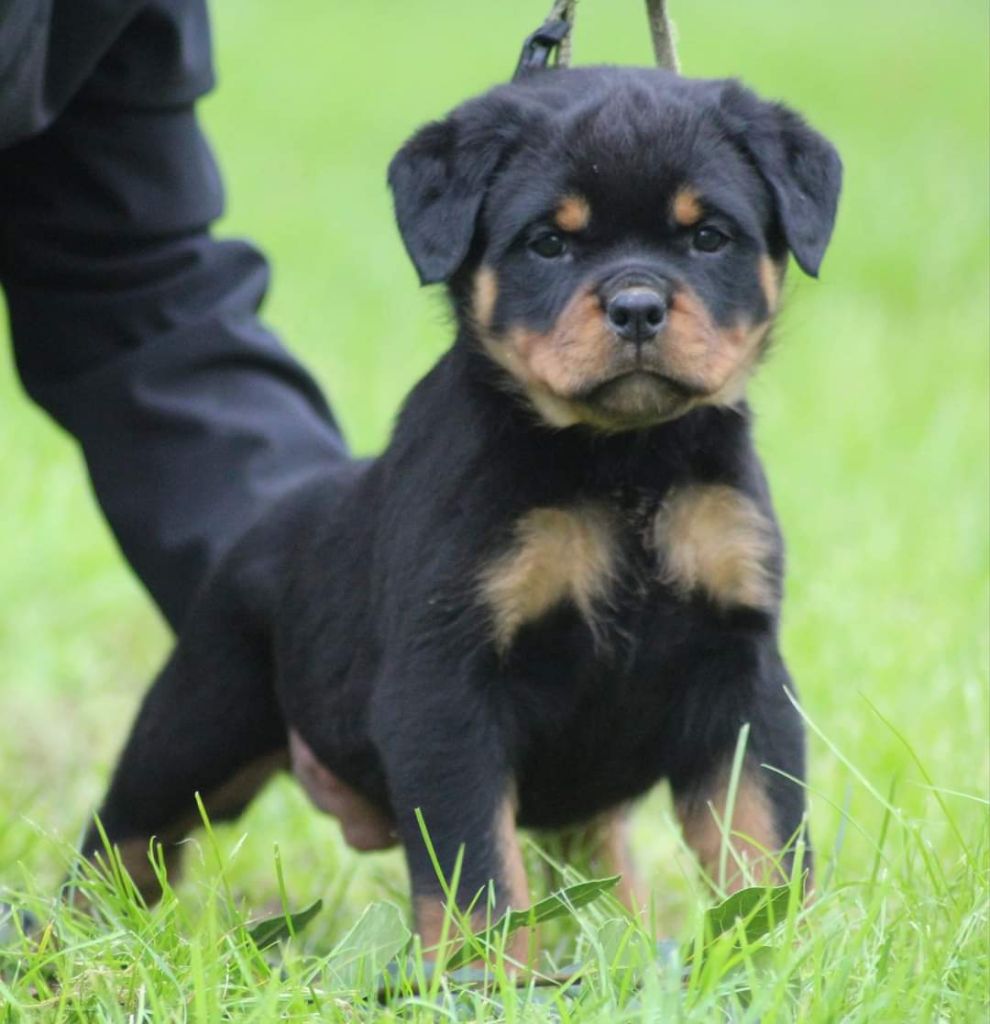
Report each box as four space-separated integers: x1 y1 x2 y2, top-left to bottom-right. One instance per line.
389 68 841 431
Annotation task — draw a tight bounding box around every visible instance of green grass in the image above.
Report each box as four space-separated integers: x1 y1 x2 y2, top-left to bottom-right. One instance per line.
1 0 987 1019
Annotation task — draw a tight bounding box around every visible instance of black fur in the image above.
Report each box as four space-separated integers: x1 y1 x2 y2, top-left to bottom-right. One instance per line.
82 67 841 922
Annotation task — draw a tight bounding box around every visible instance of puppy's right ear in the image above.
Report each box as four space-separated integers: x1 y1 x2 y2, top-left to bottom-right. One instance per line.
718 81 842 278
388 100 525 285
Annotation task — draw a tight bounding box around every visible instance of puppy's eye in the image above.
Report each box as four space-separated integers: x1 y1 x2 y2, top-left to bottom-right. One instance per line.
529 232 568 259
692 225 730 253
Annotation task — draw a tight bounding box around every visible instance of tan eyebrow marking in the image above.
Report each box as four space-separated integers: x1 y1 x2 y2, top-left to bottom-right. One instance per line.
554 194 592 232
672 186 704 227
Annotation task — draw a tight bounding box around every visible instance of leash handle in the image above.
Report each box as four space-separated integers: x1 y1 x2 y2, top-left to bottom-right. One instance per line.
512 14 573 81
512 0 679 81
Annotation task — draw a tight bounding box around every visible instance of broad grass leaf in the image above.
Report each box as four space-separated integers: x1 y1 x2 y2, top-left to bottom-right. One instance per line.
702 884 791 945
327 900 411 990
446 875 620 969
247 898 323 949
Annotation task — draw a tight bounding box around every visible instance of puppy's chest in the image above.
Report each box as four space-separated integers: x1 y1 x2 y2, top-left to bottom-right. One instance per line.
475 484 779 826
476 481 778 661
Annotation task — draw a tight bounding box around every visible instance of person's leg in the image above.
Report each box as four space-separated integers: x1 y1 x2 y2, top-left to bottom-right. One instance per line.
0 0 347 630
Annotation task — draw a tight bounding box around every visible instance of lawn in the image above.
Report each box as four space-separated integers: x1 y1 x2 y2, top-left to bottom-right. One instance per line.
0 0 987 1019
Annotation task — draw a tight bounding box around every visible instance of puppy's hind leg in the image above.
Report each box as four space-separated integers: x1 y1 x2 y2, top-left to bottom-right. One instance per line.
80 581 287 903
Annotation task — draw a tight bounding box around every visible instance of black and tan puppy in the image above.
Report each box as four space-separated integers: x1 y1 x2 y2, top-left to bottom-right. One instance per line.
81 66 841 950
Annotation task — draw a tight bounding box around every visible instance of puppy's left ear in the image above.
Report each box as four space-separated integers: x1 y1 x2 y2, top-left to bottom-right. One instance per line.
720 82 842 277
388 96 530 285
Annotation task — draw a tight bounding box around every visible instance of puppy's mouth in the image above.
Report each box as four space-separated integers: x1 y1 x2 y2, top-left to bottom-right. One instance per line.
575 369 702 428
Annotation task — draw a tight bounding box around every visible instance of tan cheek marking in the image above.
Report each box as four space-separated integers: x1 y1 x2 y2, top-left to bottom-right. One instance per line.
663 287 772 405
479 505 619 653
662 287 721 389
554 194 591 232
705 320 772 406
676 769 784 892
758 255 783 313
517 290 613 396
654 484 777 611
480 332 584 427
473 266 498 330
478 286 615 429
672 187 703 227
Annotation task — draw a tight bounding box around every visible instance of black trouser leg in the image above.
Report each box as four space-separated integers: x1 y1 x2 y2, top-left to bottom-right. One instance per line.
0 12 347 631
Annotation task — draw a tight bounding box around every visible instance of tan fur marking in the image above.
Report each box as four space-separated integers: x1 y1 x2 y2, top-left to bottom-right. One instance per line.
87 751 289 905
479 284 617 428
414 896 451 954
672 187 703 227
480 505 618 653
654 484 776 610
480 333 584 427
415 793 530 965
663 286 771 405
496 794 532 963
473 266 498 330
517 292 614 396
202 750 288 819
554 194 591 232
758 255 781 312
555 807 648 915
676 769 784 891
497 795 530 914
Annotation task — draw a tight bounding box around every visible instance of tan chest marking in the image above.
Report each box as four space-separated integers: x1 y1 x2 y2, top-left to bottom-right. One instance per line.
479 505 619 654
653 484 777 611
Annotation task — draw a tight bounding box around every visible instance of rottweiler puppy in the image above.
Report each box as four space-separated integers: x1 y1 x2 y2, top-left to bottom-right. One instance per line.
81 66 841 951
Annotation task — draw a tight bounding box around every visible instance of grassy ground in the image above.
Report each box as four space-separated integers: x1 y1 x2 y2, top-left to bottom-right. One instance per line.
1 0 988 1019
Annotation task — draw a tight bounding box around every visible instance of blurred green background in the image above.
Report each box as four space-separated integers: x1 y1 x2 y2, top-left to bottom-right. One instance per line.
0 0 987 931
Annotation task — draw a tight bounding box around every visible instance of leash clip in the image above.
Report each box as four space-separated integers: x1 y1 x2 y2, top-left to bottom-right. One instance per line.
512 18 571 81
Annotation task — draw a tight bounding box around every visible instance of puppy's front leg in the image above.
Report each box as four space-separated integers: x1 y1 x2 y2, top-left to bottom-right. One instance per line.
369 670 528 960
667 639 811 894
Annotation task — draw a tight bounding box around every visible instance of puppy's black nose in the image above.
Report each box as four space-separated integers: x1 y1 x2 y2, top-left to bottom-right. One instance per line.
606 288 667 344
